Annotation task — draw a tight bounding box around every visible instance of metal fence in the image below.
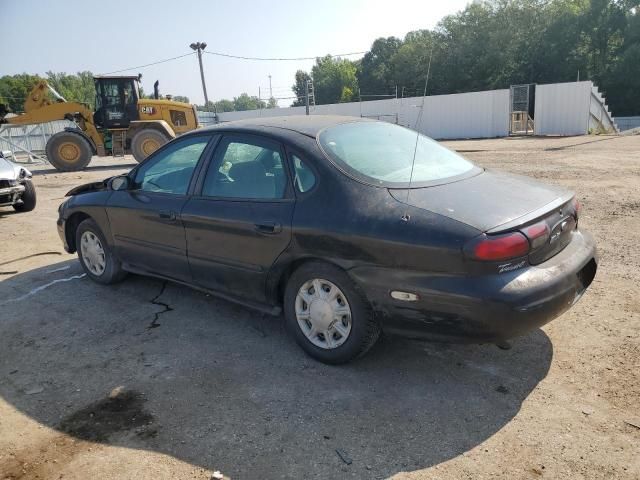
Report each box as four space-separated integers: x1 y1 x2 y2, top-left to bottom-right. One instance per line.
614 116 640 131
0 120 74 161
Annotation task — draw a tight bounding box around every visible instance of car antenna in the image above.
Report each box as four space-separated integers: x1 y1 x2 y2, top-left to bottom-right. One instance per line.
401 42 434 223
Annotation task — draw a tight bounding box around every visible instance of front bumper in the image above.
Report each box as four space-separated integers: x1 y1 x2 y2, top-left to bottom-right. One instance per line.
349 230 598 343
0 184 25 207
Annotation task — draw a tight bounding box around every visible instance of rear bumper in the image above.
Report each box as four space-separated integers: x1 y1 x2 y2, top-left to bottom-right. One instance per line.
349 230 597 343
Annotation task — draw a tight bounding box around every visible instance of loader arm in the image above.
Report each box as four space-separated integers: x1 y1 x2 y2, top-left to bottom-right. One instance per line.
2 80 104 150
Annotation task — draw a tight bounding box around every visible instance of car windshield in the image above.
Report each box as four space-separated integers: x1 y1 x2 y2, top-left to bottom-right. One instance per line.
318 121 476 186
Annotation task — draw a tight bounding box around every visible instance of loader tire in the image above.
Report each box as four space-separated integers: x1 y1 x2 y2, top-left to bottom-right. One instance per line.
46 131 93 172
131 129 169 163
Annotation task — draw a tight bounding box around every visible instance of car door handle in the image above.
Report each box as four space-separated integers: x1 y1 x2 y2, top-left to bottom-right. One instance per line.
255 222 282 234
159 210 177 222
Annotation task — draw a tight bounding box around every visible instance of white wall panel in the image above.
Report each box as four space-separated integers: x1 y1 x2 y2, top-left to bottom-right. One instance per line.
534 81 592 136
214 89 510 139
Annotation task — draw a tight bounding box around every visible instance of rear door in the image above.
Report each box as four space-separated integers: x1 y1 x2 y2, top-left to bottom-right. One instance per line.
106 134 213 281
181 134 295 302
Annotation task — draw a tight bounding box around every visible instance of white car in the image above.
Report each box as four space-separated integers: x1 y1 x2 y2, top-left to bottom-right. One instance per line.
0 151 36 212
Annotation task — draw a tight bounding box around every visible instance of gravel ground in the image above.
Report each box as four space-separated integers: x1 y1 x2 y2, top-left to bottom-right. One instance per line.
0 135 638 480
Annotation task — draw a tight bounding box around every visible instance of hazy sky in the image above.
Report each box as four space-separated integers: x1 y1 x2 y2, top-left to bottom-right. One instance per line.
1 0 469 106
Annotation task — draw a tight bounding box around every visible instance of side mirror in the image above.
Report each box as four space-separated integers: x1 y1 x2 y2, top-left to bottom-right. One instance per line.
109 175 130 191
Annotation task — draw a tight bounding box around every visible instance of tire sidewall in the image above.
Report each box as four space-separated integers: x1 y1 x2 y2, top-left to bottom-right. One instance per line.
284 262 374 364
46 132 92 172
76 219 121 284
13 180 36 212
131 130 168 163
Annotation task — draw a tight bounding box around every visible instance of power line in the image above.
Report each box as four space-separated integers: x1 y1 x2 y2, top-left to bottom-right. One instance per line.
204 50 366 61
99 52 196 75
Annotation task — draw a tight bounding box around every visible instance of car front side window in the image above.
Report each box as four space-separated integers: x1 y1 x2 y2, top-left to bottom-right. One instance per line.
201 136 287 199
133 135 210 194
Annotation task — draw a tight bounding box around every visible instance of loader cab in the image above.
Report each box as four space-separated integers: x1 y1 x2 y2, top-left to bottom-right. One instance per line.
93 76 140 128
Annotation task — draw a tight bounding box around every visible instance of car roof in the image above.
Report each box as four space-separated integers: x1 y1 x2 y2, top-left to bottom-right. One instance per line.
197 115 375 138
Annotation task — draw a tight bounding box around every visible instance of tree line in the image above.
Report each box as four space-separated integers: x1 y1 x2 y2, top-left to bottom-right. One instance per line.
2 1 638 116
0 68 287 114
0 70 277 114
294 0 640 116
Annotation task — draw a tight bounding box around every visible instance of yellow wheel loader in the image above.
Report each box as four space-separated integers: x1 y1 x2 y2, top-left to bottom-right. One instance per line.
0 76 200 171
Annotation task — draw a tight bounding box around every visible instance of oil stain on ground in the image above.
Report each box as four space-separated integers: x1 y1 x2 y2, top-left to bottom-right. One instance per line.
1 389 156 479
59 388 154 442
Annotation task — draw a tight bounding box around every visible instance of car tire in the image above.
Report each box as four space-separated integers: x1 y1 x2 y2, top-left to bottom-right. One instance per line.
46 131 93 171
13 180 36 212
131 129 169 162
284 262 381 364
76 218 127 285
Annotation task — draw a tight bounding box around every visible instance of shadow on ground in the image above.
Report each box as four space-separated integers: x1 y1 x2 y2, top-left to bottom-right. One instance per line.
0 260 553 479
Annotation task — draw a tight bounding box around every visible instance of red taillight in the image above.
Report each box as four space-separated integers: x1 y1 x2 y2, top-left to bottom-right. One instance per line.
464 232 530 261
521 221 550 250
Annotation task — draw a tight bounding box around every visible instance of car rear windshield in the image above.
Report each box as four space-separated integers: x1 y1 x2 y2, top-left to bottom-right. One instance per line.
318 121 477 187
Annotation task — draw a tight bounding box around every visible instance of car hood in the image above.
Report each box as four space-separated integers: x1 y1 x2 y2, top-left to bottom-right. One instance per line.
389 169 572 232
0 157 22 180
66 178 111 196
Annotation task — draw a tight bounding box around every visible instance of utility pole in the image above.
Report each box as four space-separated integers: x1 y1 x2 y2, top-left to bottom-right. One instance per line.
190 42 209 107
268 75 272 98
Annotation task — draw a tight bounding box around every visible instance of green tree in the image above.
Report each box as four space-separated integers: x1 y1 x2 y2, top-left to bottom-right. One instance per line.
233 93 266 111
357 36 403 95
46 71 95 107
214 99 235 112
0 74 42 112
291 70 312 106
311 56 359 104
267 97 278 108
172 95 190 104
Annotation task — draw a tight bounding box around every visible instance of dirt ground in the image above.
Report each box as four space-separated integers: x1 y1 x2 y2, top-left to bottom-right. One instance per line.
0 134 638 480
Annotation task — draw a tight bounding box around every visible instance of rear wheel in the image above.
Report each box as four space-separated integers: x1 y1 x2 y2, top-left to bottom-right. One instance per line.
76 218 127 285
284 262 381 364
13 180 36 212
46 131 93 171
131 129 169 162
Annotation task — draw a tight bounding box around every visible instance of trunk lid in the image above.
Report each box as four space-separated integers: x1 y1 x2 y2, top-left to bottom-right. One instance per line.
389 169 577 265
389 169 572 232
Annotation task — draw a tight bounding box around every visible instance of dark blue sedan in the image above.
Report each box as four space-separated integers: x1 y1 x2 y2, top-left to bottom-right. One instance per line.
57 116 597 363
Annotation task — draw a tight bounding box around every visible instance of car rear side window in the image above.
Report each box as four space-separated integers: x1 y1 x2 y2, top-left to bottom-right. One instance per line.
291 154 316 193
318 121 476 187
133 136 209 194
202 137 287 199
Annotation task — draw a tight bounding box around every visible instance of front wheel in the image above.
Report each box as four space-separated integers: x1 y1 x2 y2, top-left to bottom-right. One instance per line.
13 180 36 212
284 262 381 364
45 131 93 171
76 218 127 284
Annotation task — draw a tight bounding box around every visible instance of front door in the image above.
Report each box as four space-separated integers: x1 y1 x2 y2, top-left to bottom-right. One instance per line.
107 134 212 281
181 134 294 302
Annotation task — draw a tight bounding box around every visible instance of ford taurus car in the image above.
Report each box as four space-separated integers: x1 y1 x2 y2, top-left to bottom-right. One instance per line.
0 150 36 213
56 116 597 364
